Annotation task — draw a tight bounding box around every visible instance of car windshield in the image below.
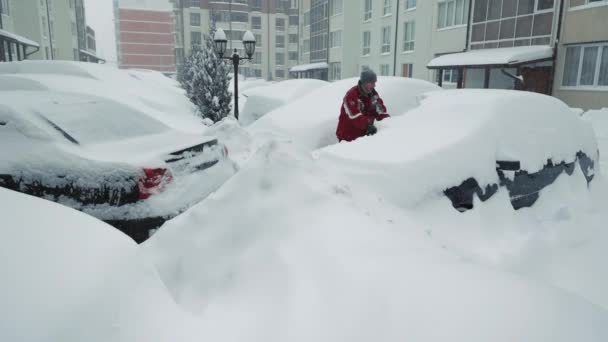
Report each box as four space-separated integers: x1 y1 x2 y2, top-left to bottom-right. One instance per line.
40 98 169 145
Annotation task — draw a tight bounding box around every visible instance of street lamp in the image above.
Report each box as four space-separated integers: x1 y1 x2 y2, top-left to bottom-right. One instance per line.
213 28 256 120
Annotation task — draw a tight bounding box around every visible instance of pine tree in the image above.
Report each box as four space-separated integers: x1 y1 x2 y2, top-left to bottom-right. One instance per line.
178 31 232 123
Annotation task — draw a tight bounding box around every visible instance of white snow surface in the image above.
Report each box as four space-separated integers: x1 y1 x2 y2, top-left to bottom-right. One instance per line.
240 78 328 125
289 62 329 72
142 140 608 342
0 188 203 342
243 30 255 42
319 90 597 208
249 77 441 149
0 61 205 133
583 108 608 170
427 45 554 67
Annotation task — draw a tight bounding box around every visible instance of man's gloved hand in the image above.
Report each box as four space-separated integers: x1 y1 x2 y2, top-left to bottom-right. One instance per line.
366 123 378 136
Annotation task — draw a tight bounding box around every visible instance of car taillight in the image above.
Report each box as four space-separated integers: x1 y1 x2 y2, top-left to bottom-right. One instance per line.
138 167 173 200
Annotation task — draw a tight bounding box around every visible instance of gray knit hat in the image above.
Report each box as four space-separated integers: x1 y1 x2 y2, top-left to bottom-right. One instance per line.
360 69 377 83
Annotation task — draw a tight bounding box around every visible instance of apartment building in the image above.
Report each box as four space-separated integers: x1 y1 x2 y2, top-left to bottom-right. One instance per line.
171 0 298 81
1 0 41 62
0 0 99 63
115 0 176 73
553 0 608 109
292 0 469 84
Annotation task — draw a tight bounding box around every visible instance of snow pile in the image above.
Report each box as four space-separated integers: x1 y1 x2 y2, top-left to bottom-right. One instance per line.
319 90 598 208
408 169 608 310
249 77 441 150
240 79 328 126
143 140 608 341
0 61 204 133
0 188 201 342
583 108 608 170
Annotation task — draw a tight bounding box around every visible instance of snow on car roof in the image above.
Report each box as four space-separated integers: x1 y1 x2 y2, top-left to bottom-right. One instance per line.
0 61 205 134
0 91 170 145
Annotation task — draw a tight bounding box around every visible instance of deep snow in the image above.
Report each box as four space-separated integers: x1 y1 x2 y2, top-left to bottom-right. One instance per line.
3 63 608 342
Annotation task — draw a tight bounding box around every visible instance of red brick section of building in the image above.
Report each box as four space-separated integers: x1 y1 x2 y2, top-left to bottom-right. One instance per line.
117 8 175 73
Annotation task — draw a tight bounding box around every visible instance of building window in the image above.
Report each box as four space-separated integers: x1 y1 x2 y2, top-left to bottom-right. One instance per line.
251 16 262 30
303 39 310 53
470 0 554 47
190 13 200 26
570 0 608 8
253 51 262 64
276 18 285 31
276 35 285 48
289 34 298 44
304 11 310 26
330 62 342 81
254 69 262 77
251 0 262 10
1 0 10 15
402 64 414 77
438 0 468 29
191 31 201 46
362 31 371 55
383 0 392 15
289 51 298 61
255 34 262 46
276 52 285 65
380 64 390 76
289 15 299 25
562 43 608 88
189 0 200 7
330 0 343 16
405 0 417 10
276 69 285 78
329 30 342 48
381 26 391 53
403 21 415 52
441 69 459 83
364 0 372 21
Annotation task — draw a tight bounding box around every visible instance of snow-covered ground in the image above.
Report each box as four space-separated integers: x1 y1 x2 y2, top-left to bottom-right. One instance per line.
3 64 608 341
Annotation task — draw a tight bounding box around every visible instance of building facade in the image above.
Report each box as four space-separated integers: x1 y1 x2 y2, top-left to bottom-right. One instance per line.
553 0 608 109
115 0 176 73
292 0 470 83
1 0 98 63
171 0 299 81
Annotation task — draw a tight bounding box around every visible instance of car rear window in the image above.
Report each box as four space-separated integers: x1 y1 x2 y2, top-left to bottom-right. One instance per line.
40 98 169 144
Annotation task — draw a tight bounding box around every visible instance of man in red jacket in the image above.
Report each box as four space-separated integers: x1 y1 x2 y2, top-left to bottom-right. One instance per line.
336 69 390 142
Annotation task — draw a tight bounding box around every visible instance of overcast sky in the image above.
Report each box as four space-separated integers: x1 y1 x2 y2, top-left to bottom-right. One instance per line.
84 0 117 64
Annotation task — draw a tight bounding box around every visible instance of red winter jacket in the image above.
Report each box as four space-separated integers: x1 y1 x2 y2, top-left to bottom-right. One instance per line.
336 82 390 142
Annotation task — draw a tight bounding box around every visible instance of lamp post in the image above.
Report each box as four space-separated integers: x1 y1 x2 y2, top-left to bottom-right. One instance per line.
213 28 256 120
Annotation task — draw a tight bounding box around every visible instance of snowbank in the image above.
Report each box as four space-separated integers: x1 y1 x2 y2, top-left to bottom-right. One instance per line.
240 79 328 126
143 140 608 342
318 89 598 208
0 61 204 133
249 77 441 150
0 188 201 342
583 108 608 170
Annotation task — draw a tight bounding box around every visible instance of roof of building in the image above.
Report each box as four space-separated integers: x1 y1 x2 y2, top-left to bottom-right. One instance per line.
0 29 40 48
290 62 329 72
427 46 554 69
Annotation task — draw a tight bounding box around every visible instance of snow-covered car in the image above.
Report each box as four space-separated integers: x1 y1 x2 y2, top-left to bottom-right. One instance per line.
0 60 204 133
0 91 235 242
249 76 442 150
240 78 328 126
319 89 598 211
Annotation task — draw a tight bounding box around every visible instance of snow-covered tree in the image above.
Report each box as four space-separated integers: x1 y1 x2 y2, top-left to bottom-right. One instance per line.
178 31 232 123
